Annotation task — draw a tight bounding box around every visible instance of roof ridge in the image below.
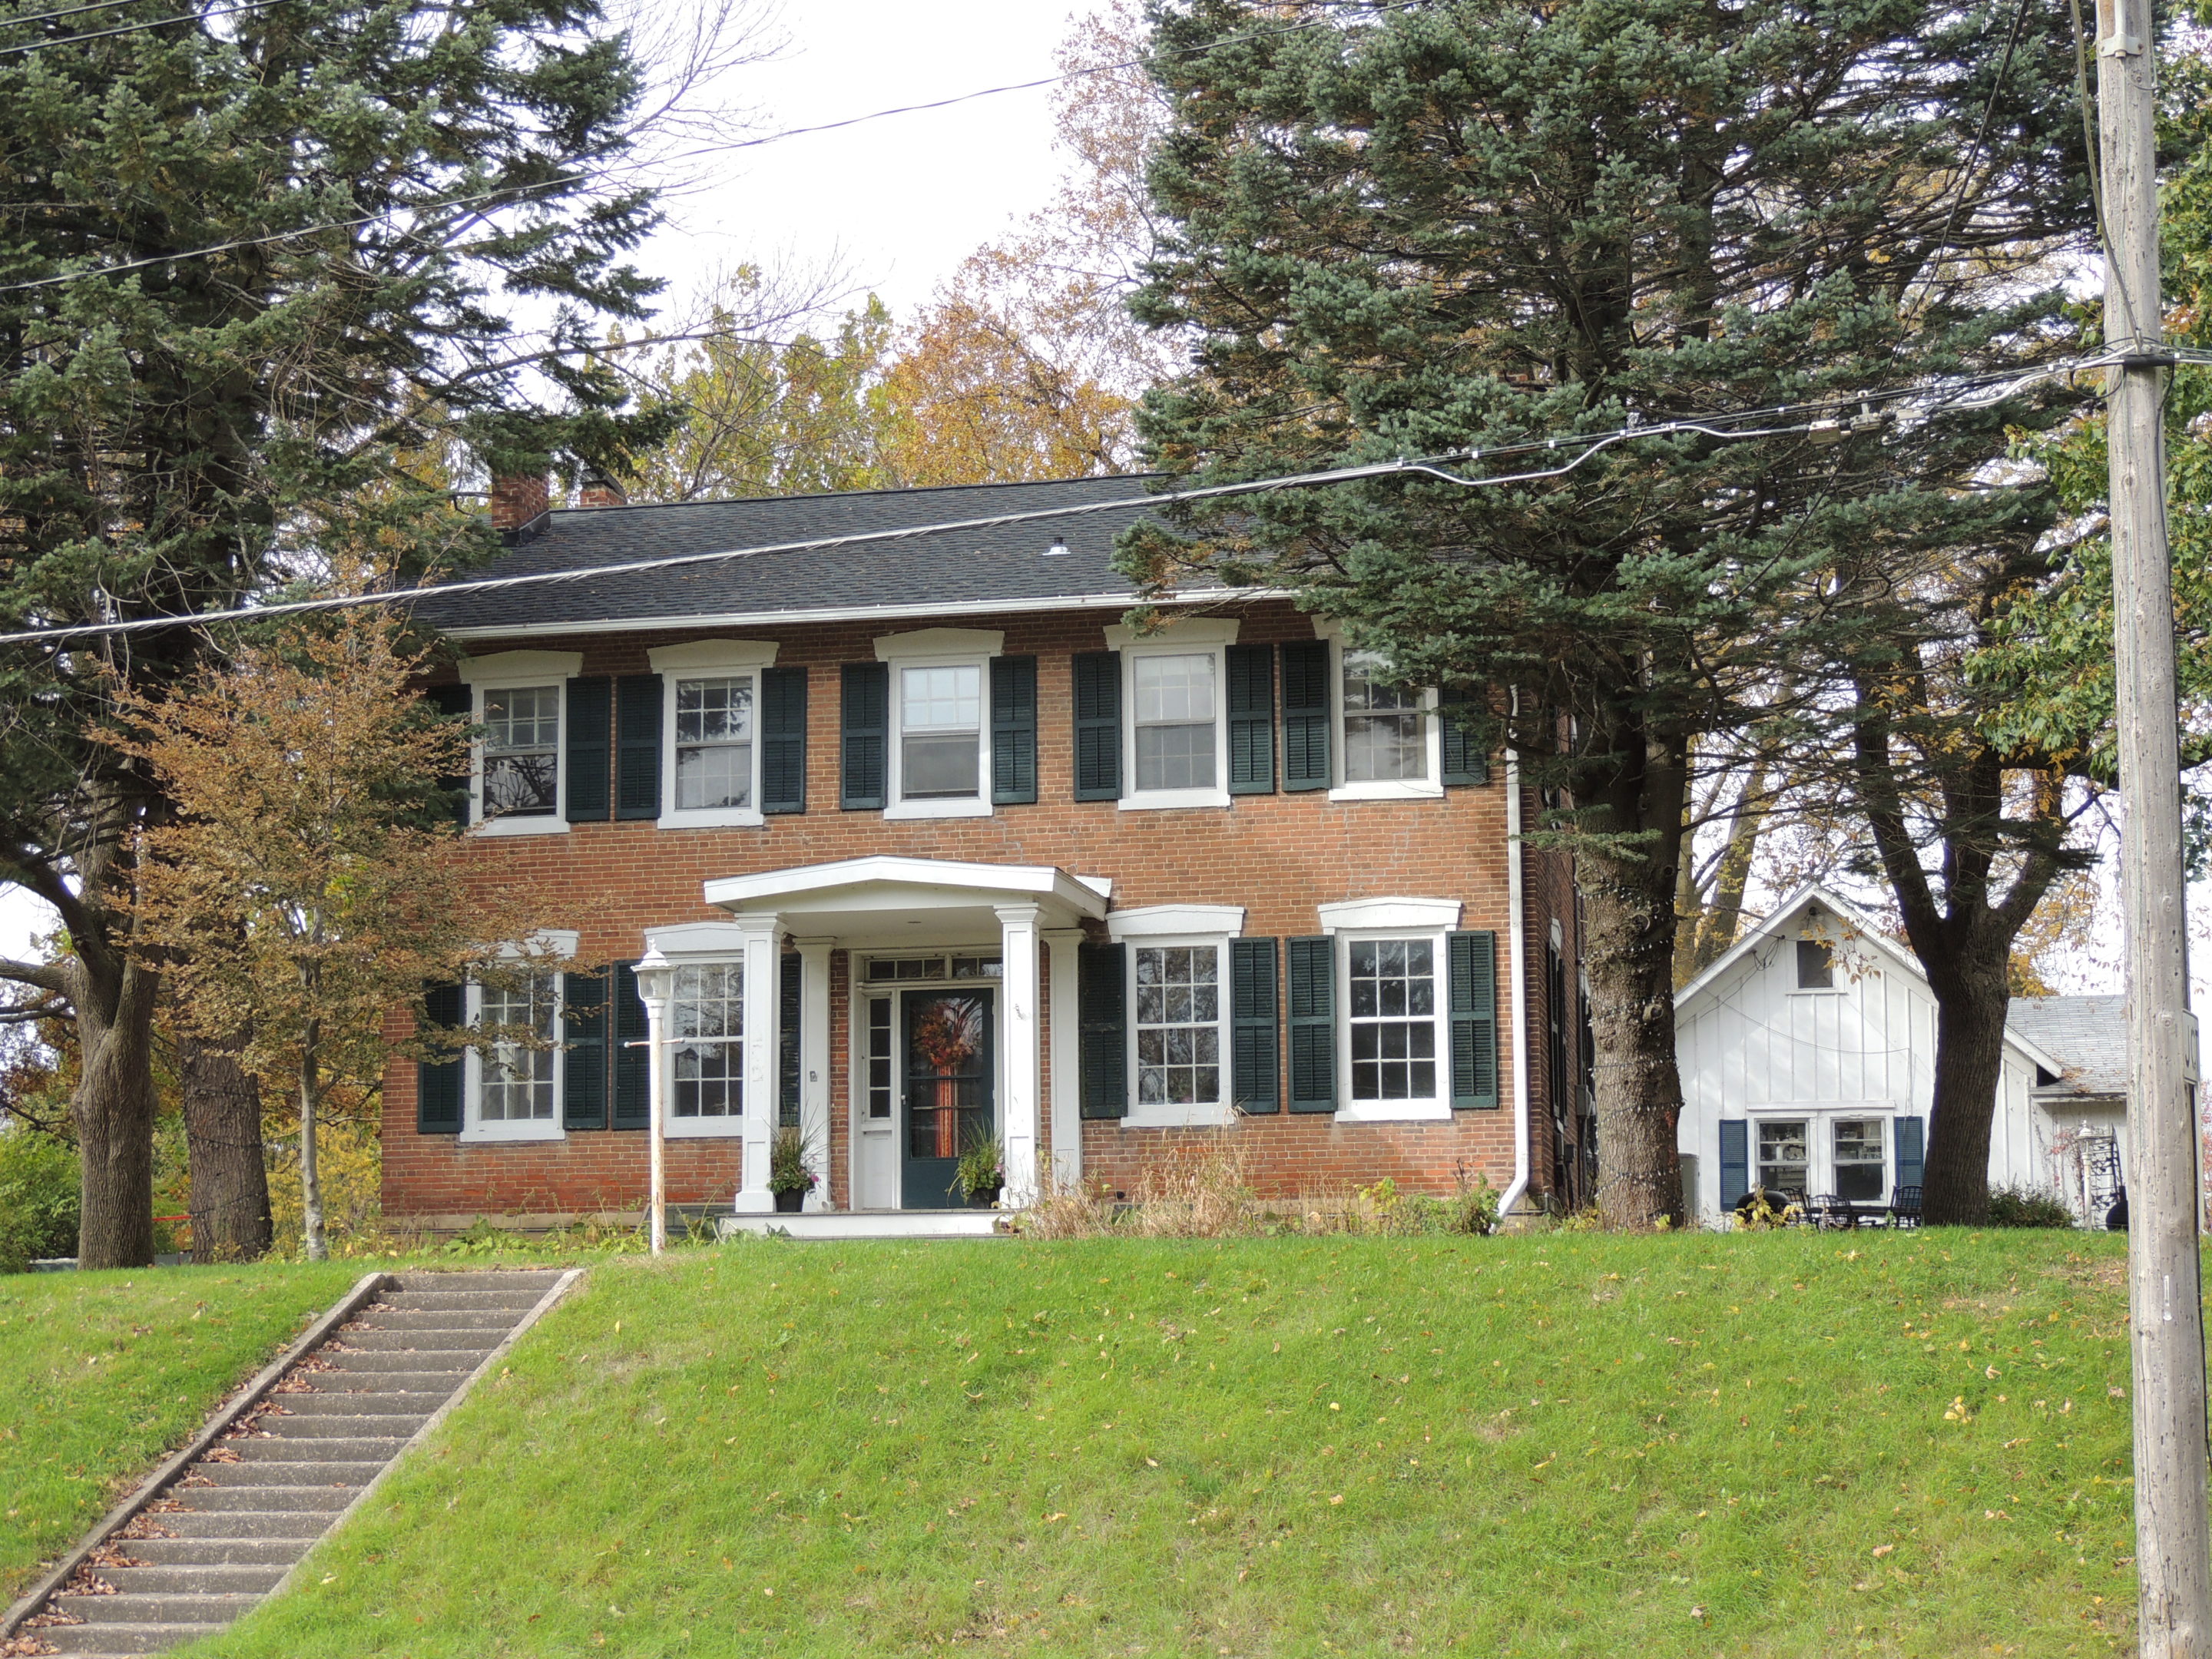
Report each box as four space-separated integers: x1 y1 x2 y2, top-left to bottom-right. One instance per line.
543 472 1165 518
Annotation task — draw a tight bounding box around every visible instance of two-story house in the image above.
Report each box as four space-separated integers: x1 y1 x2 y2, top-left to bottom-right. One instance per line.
384 472 1591 1229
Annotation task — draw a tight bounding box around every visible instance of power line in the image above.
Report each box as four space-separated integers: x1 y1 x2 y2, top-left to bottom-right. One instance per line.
0 349 2125 649
0 0 167 35
0 0 268 58
0 0 1423 299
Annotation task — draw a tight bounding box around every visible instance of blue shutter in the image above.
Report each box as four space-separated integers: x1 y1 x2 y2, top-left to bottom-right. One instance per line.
1448 930 1499 1108
614 675 662 820
562 970 608 1131
1078 942 1128 1119
425 684 474 828
760 666 808 815
1280 641 1332 791
565 677 611 822
991 655 1038 805
416 982 465 1133
1071 652 1121 801
1894 1115 1925 1191
612 962 651 1129
1286 935 1336 1111
1227 644 1276 794
779 952 802 1129
1440 708 1488 786
1230 937 1280 1113
1719 1119 1750 1210
840 662 889 810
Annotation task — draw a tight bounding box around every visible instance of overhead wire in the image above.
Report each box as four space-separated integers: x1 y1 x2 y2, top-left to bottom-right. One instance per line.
0 0 268 57
1906 0 2032 310
0 0 173 34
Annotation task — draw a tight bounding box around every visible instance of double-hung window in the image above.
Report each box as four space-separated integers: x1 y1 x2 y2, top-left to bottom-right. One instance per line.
459 931 577 1142
1107 905 1245 1127
670 962 744 1133
459 650 581 834
1109 621 1238 810
1348 938 1439 1104
1325 637 1442 800
651 640 780 828
873 628 1002 820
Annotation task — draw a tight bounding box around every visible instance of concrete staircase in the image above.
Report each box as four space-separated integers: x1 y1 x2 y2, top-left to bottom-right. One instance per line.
20 1270 566 1658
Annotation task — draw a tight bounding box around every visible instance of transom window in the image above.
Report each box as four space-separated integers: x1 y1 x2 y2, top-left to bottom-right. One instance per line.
672 963 743 1119
1133 654 1217 791
899 664 982 800
1833 1118 1887 1201
1756 1119 1810 1197
1134 945 1220 1106
1343 652 1426 782
476 976 555 1121
482 686 559 818
674 677 753 810
1349 939 1438 1101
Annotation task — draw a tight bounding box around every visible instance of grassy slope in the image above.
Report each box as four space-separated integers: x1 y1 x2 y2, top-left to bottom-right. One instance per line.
190 1230 2149 1659
0 1262 366 1600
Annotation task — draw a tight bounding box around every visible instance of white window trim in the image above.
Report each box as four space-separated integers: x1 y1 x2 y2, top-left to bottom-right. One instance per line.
1316 896 1462 935
459 651 581 836
1106 618 1239 811
1106 904 1247 942
1742 1106 1899 1204
881 651 995 820
1310 624 1443 802
642 939 755 1140
1334 926 1452 1124
1123 931 1237 1129
459 929 578 1144
649 640 780 830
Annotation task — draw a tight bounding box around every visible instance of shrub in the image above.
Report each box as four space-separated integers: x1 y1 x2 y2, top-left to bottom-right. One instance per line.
0 1131 80 1272
1986 1186 2077 1228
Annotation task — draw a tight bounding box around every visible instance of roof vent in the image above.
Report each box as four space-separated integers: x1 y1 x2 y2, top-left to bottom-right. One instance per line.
1045 537 1071 558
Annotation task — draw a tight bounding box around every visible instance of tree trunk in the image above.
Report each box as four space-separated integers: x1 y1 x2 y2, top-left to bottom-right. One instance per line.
68 954 161 1270
1581 843 1690 1228
298 1061 326 1262
178 1035 270 1262
1920 961 2014 1227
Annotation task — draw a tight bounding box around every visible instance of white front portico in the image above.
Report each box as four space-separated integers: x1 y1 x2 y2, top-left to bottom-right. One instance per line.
647 856 1109 1214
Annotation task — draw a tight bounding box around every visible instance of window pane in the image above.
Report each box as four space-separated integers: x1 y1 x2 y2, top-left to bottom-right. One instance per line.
674 677 753 811
1133 655 1217 790
900 664 981 731
478 976 555 1121
1834 1118 1886 1201
903 732 980 798
671 963 743 1119
1134 944 1222 1106
1343 653 1427 783
1349 937 1439 1102
1756 1119 1809 1195
482 686 559 817
1796 940 1833 988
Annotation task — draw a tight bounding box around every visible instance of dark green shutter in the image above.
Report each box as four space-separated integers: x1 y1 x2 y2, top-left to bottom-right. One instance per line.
991 655 1038 805
1286 935 1336 1111
841 662 889 810
612 962 650 1128
1071 651 1121 801
426 684 474 828
562 969 609 1131
1280 641 1332 791
565 677 611 822
615 675 662 820
1230 937 1280 1113
1894 1115 1925 1191
760 666 808 815
1719 1120 1750 1210
1440 710 1488 786
779 952 802 1128
416 981 465 1133
1227 644 1276 794
1448 930 1499 1109
1078 941 1128 1119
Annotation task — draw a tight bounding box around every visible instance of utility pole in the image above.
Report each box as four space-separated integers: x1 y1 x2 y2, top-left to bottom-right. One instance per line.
2099 0 2212 1648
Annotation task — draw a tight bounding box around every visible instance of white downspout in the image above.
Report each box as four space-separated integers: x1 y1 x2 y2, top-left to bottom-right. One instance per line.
1498 697 1533 1220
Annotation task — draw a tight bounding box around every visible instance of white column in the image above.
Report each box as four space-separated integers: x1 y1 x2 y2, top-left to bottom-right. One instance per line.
637 955 672 1256
732 912 782 1215
996 903 1043 1208
1042 927 1086 1190
796 938 835 1211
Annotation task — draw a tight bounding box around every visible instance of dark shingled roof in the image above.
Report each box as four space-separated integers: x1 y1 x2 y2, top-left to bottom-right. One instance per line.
414 475 1177 635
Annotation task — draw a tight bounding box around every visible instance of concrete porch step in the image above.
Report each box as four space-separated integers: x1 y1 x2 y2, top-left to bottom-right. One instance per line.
719 1209 1006 1240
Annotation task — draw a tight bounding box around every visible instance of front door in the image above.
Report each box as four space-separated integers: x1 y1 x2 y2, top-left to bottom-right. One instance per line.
901 988 995 1209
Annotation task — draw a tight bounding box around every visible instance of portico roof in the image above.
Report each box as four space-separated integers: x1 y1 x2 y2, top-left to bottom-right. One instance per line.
700 856 1111 945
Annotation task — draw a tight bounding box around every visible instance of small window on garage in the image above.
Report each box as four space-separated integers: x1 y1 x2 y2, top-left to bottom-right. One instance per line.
1796 939 1834 989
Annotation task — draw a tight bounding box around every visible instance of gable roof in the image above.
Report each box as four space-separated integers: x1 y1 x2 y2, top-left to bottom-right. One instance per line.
411 475 1205 638
2005 995 2129 1100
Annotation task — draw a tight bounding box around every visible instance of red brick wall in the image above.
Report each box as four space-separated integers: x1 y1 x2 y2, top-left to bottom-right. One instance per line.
381 599 1573 1221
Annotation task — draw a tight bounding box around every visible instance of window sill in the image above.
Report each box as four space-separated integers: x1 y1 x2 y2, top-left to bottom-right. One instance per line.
884 797 993 820
1118 788 1231 812
1786 988 1847 997
471 815 570 837
460 1122 564 1144
1333 1099 1452 1124
1124 1102 1236 1130
666 1118 745 1139
1329 779 1443 802
657 807 766 830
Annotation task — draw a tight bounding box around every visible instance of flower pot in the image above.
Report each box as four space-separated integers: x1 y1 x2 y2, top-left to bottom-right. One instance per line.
773 1189 806 1214
966 1181 1004 1210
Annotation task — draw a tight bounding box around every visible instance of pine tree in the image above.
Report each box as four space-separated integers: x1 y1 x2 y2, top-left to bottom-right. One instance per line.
1124 0 2094 1224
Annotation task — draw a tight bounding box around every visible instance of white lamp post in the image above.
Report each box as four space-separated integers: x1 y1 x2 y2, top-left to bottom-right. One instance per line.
632 945 677 1256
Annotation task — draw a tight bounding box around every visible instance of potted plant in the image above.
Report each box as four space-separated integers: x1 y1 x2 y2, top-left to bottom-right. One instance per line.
956 1129 1005 1208
769 1127 817 1214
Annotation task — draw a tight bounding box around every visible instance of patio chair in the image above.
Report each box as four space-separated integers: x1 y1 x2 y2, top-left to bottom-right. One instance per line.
1889 1185 1923 1229
1803 1194 1855 1230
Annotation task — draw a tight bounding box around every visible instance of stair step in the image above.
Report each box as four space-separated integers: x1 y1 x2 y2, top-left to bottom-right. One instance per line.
194 1459 383 1488
273 1390 450 1416
331 1330 501 1354
261 1414 429 1439
168 1485 355 1513
320 1349 477 1375
56 1591 262 1624
349 1310 518 1334
392 1271 561 1292
97 1564 290 1596
38 1619 232 1654
127 1538 313 1568
230 1436 403 1463
154 1510 339 1540
378 1290 548 1313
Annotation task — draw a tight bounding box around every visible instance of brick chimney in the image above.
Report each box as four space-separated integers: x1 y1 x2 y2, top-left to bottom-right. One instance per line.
578 472 628 509
487 472 551 539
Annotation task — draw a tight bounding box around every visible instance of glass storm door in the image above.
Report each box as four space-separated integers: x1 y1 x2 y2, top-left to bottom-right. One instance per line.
901 988 995 1209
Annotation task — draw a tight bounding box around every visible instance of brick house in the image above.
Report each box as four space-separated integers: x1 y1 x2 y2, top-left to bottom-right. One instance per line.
383 473 1593 1229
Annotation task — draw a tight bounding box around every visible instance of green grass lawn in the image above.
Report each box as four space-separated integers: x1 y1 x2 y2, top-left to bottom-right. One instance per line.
186 1229 2145 1658
0 1260 366 1599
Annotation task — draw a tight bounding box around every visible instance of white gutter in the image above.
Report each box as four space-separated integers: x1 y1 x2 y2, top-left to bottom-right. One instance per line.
1498 710 1533 1220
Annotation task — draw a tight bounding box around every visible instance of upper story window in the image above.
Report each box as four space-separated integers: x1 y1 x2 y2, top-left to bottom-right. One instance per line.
900 664 984 800
1108 620 1239 811
869 628 1005 820
651 640 780 830
1796 939 1835 989
1342 652 1427 783
459 650 581 836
